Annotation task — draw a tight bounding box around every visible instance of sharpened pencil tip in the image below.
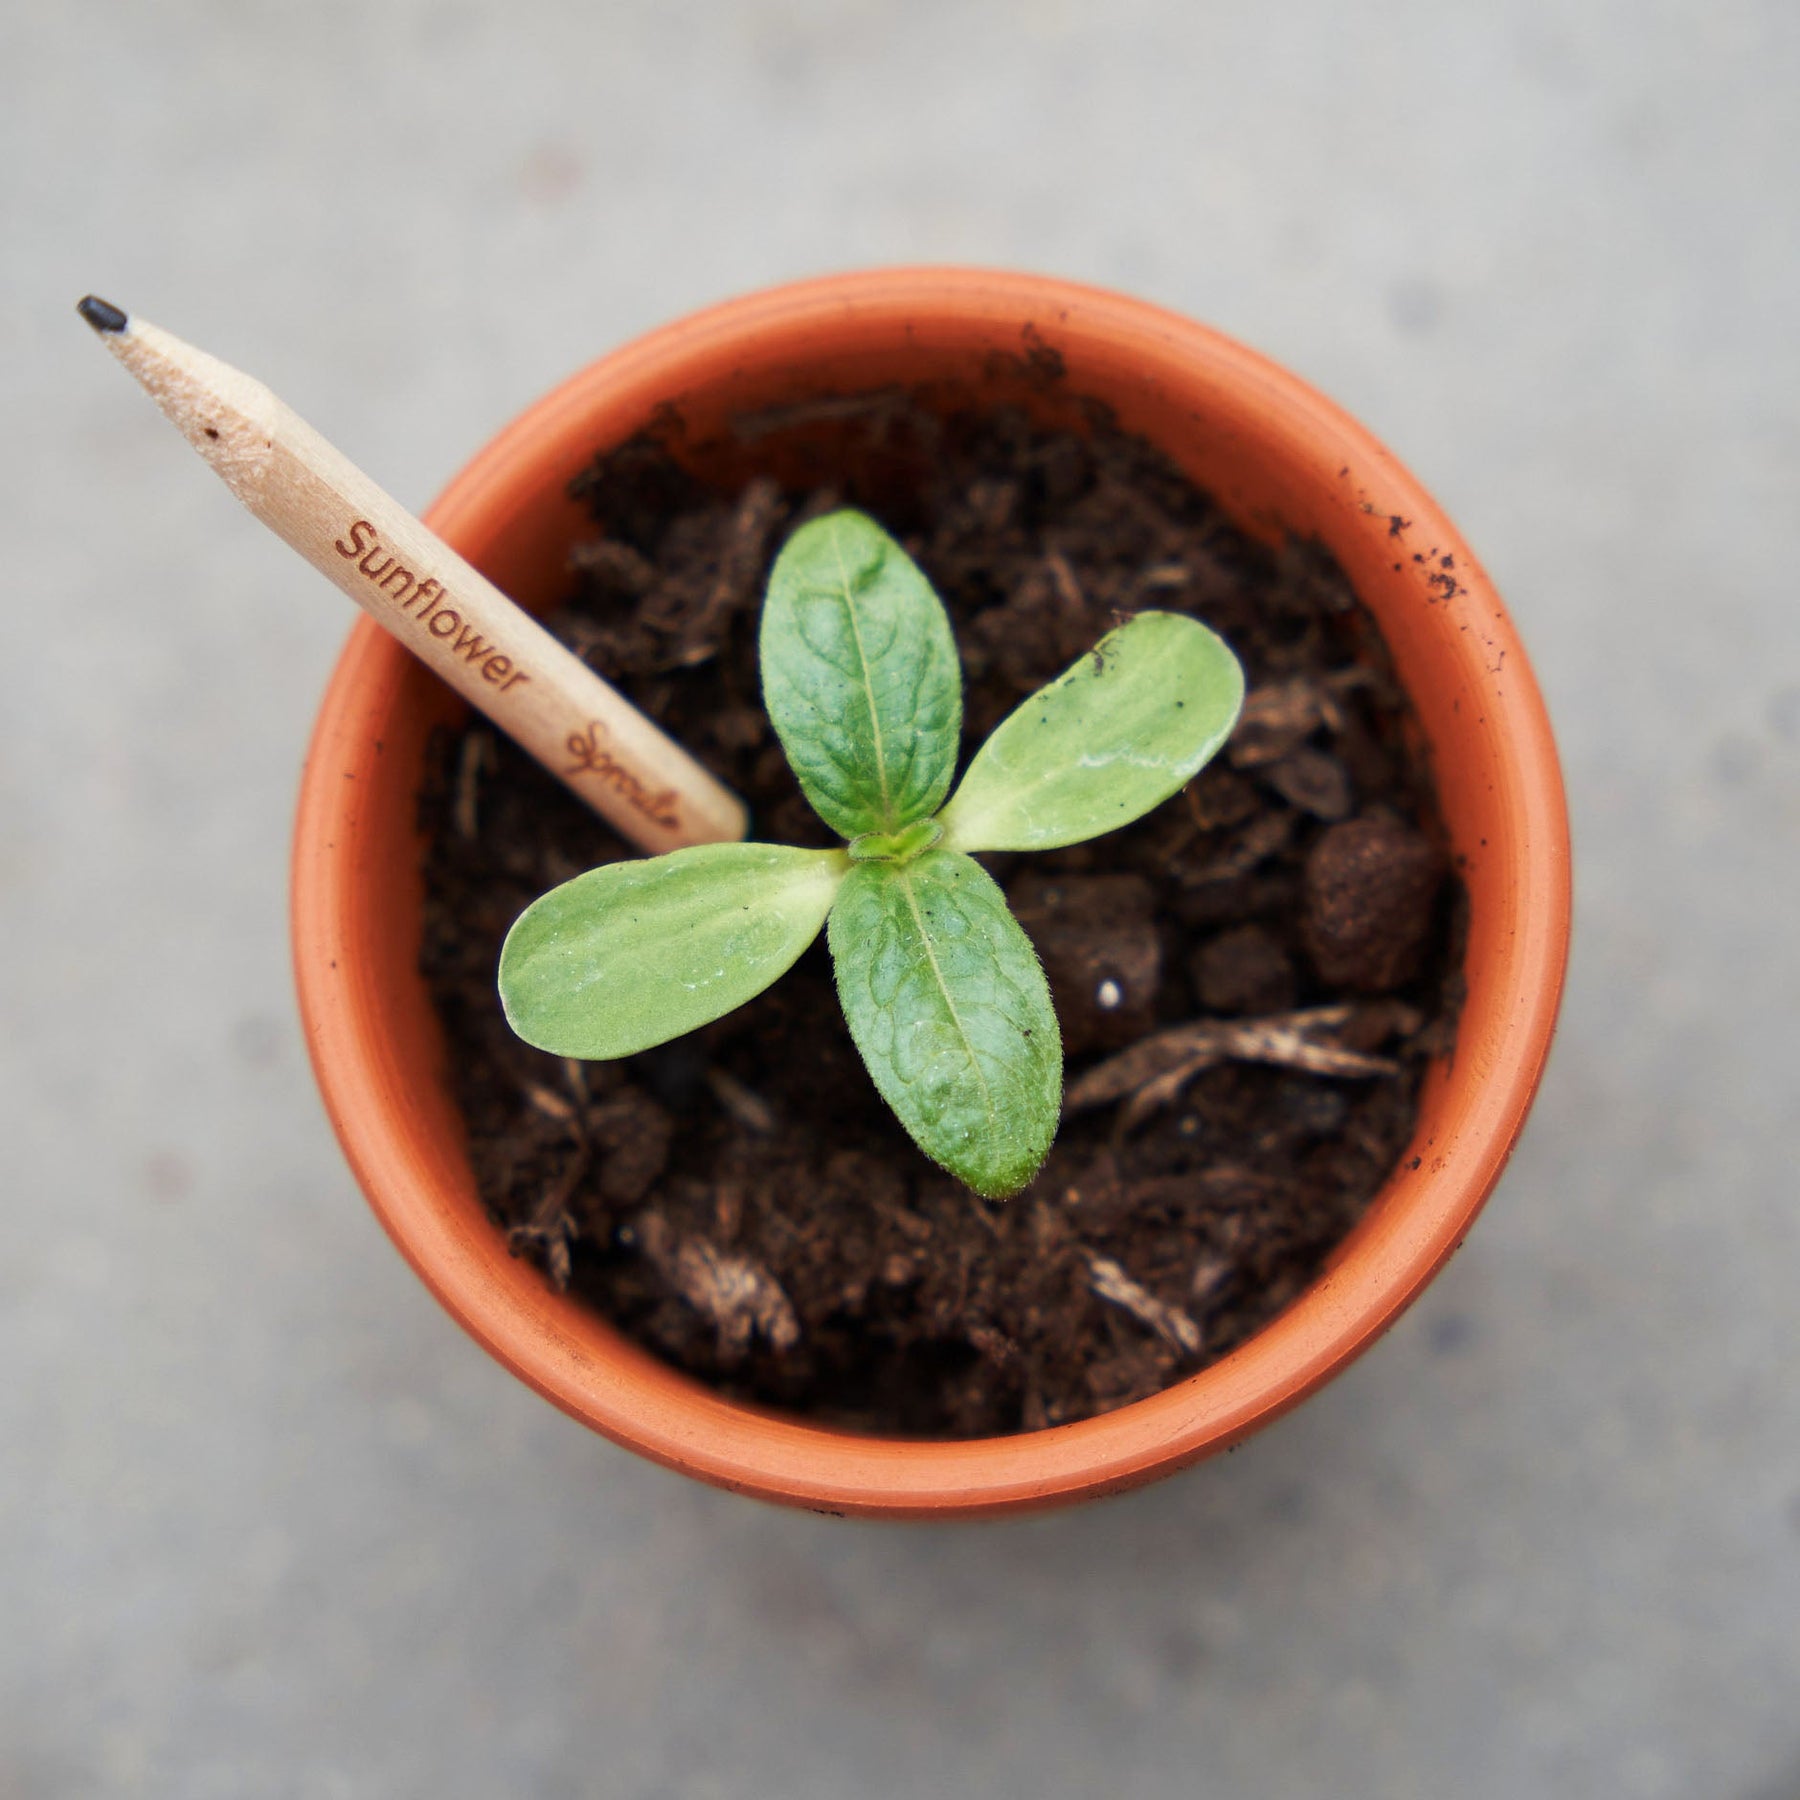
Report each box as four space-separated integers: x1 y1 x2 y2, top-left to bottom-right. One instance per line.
77 295 129 334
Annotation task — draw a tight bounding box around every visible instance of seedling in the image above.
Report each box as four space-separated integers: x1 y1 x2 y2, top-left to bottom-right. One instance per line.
499 510 1244 1198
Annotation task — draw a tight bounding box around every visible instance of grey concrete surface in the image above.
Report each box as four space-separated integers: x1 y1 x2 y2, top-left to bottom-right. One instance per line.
5 2 1798 1795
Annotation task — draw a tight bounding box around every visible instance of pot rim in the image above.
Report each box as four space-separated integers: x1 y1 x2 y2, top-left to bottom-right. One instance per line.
293 267 1571 1517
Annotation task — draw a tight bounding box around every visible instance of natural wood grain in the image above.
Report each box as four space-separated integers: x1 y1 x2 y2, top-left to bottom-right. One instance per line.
92 310 748 853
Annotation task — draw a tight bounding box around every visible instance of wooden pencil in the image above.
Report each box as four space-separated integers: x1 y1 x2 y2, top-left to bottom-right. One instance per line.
76 296 749 855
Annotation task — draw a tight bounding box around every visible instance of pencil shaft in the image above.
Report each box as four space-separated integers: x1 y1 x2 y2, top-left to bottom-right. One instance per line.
101 317 747 854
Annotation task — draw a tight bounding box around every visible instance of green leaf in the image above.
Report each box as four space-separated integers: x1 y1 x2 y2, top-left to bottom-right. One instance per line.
761 509 963 841
828 849 1060 1199
937 611 1244 853
499 843 847 1059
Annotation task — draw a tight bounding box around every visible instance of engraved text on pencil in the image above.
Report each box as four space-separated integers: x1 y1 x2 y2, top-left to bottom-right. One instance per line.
565 722 682 829
334 518 530 692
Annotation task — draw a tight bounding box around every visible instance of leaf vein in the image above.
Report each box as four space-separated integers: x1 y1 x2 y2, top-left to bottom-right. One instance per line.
832 524 894 826
897 866 997 1129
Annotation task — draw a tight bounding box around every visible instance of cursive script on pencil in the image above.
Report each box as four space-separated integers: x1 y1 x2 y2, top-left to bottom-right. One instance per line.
565 722 682 830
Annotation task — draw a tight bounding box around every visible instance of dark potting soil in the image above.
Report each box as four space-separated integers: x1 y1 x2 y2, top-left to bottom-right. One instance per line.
417 394 1465 1438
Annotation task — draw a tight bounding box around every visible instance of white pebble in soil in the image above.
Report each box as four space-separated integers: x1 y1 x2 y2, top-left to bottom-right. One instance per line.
1096 979 1123 1010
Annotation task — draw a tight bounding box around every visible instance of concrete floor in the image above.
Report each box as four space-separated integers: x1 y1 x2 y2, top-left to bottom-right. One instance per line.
5 2 1798 1795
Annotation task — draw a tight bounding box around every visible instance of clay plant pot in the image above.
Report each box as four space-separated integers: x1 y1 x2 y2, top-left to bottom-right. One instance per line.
293 269 1570 1519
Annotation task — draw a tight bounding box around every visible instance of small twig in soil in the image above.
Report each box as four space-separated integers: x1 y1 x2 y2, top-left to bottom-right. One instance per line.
506 1140 591 1291
1190 1257 1232 1304
635 1213 799 1366
967 1196 1005 1239
561 1058 590 1110
705 1065 778 1135
1044 550 1086 615
521 1081 579 1128
675 477 785 666
712 1180 742 1244
1064 1005 1401 1128
526 1141 590 1229
568 536 658 594
731 388 910 442
1085 1252 1202 1356
1228 678 1329 769
1186 808 1296 882
453 730 494 841
1126 561 1192 607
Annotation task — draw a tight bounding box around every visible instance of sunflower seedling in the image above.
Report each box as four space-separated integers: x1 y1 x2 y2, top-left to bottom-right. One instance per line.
499 509 1244 1198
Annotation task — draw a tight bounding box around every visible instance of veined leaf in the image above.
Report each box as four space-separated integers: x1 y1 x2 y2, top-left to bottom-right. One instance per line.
761 509 962 840
828 849 1060 1199
937 611 1244 853
499 843 847 1059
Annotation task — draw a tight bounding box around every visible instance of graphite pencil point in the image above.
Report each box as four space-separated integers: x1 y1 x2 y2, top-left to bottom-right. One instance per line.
77 295 129 334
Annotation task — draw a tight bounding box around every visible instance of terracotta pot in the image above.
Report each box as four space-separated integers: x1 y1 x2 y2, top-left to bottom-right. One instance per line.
293 269 1571 1518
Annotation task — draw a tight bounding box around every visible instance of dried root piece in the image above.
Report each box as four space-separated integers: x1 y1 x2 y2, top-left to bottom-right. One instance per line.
1086 1253 1202 1356
635 1213 800 1367
1044 549 1086 612
1064 1005 1400 1127
705 1066 778 1135
1189 808 1296 882
453 730 494 841
506 1141 591 1291
1125 561 1193 607
521 1080 579 1127
675 477 785 664
1228 678 1332 768
568 536 658 593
